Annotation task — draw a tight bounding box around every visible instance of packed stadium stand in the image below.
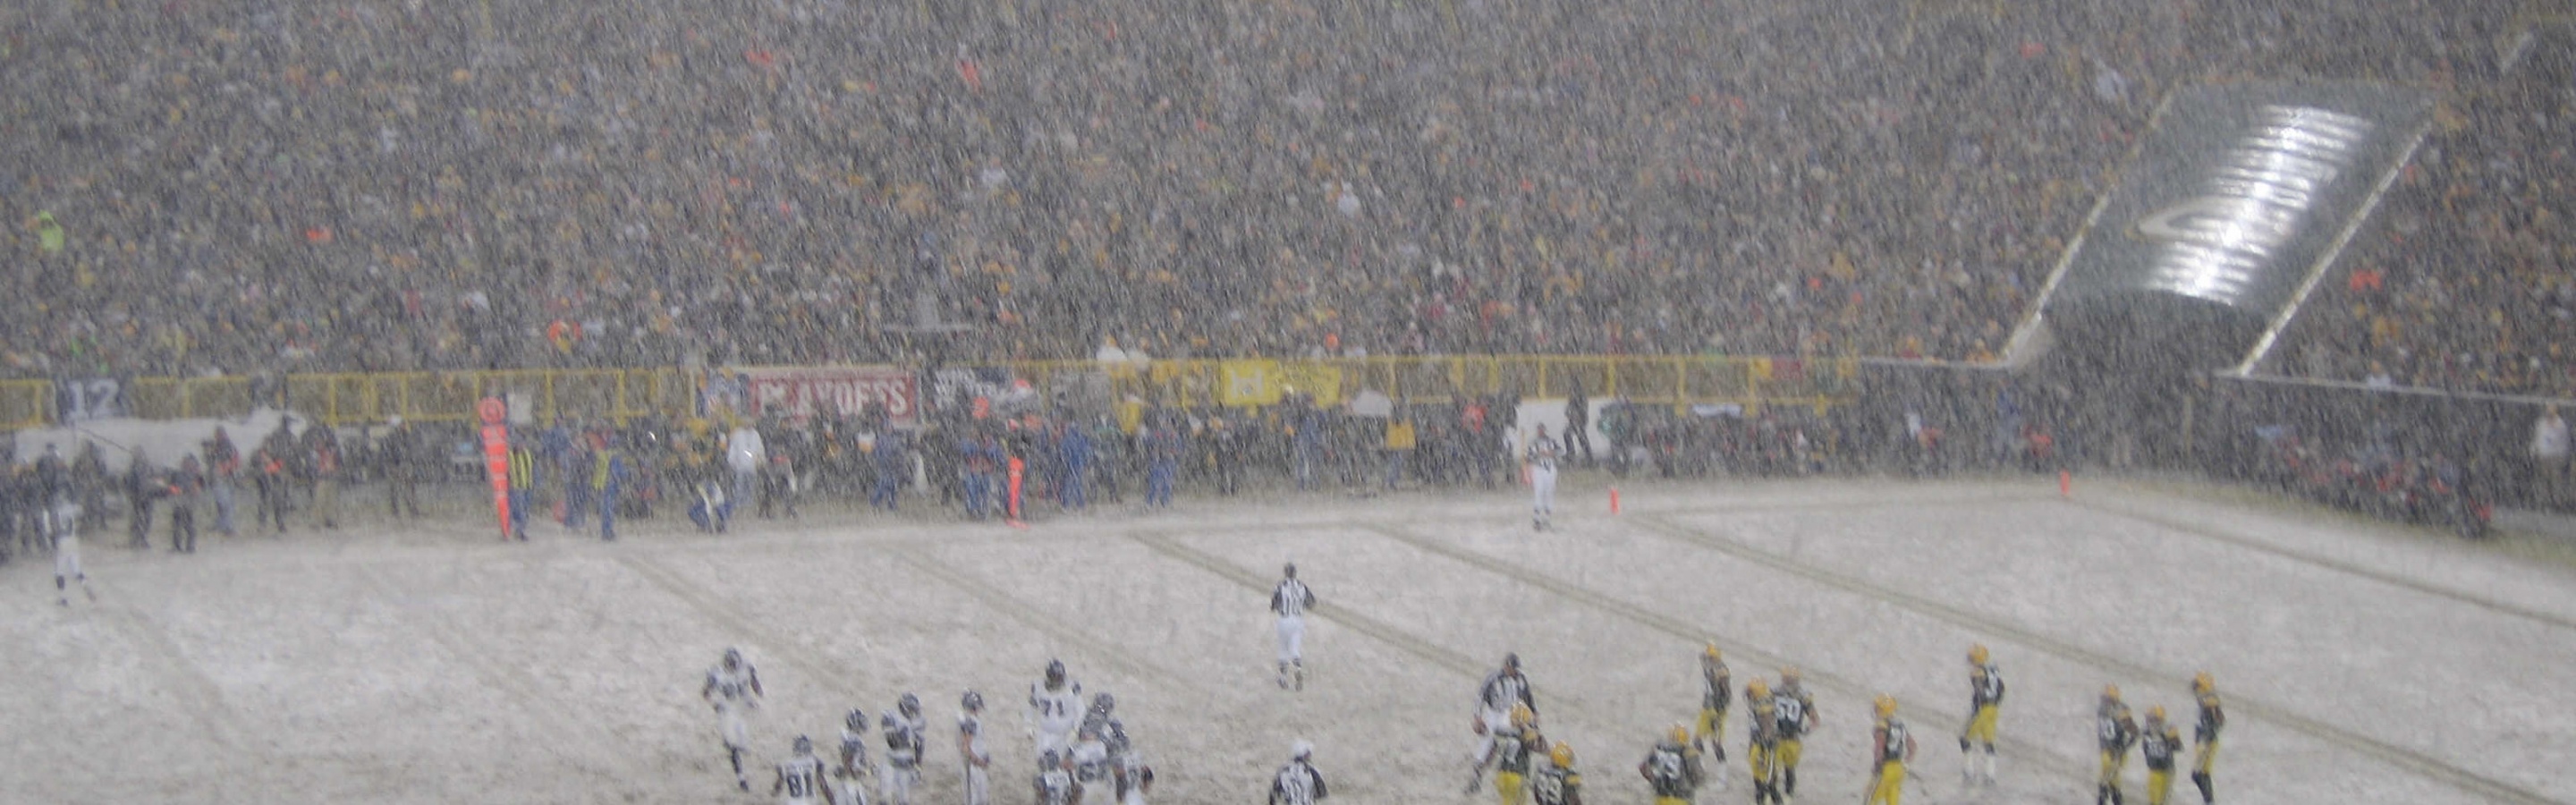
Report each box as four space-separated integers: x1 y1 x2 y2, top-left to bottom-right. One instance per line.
0 0 2545 386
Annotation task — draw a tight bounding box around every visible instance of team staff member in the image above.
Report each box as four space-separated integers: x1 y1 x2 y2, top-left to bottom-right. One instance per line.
506 436 538 541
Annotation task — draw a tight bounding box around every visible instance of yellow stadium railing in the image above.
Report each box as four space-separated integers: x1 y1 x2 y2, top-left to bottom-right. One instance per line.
12 356 1856 429
116 368 698 428
0 380 51 430
983 354 1860 415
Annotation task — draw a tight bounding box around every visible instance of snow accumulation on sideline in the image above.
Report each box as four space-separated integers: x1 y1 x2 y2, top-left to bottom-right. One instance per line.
2 475 2567 805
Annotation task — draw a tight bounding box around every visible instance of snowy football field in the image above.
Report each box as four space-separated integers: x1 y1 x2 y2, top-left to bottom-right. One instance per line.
4 475 2572 805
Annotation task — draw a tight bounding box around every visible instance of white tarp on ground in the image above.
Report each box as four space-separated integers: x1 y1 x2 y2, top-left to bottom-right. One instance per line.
11 409 312 473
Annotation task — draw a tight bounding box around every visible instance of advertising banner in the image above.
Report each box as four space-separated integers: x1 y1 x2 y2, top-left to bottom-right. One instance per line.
742 366 919 425
1219 360 1283 407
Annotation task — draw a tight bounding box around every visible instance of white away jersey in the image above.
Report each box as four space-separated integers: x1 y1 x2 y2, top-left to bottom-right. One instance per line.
778 755 826 801
1030 681 1083 733
883 713 927 767
841 727 872 769
960 714 989 765
1073 736 1114 784
708 665 758 711
1036 765 1076 805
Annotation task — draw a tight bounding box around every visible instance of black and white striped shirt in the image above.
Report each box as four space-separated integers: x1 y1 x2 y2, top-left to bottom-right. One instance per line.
1270 759 1328 805
1272 579 1315 618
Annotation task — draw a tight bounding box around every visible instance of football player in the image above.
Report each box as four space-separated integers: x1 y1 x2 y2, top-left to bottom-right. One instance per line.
702 648 765 792
1868 696 1916 805
1959 644 2004 785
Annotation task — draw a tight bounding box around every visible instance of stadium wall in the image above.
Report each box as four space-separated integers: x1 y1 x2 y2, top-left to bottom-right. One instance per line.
0 355 1860 432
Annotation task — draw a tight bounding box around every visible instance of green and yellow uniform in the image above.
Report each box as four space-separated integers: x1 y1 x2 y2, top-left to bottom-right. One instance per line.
1494 724 1540 805
1960 656 2004 784
1773 677 1816 800
1695 652 1732 759
2097 694 2139 805
1637 732 1702 805
2141 717 2182 805
1868 714 1914 805
1746 685 1783 805
1531 750 1580 805
2191 682 2224 804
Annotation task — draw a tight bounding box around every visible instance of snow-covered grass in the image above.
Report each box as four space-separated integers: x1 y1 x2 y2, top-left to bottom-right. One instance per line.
5 476 2566 805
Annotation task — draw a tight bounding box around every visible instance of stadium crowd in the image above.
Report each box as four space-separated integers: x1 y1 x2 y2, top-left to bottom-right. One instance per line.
2279 51 2576 396
0 0 2512 383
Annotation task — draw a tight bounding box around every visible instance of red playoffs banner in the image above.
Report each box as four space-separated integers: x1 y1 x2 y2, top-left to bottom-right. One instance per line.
744 367 919 425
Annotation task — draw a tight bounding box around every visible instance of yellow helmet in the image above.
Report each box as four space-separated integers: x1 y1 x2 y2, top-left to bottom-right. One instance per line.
2103 683 2122 701
2146 706 2166 723
2192 672 2214 694
1780 666 1801 684
1968 644 1989 665
1549 741 1574 768
1874 694 1897 718
1668 724 1691 745
1748 679 1771 699
1702 641 1722 662
1510 702 1536 729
